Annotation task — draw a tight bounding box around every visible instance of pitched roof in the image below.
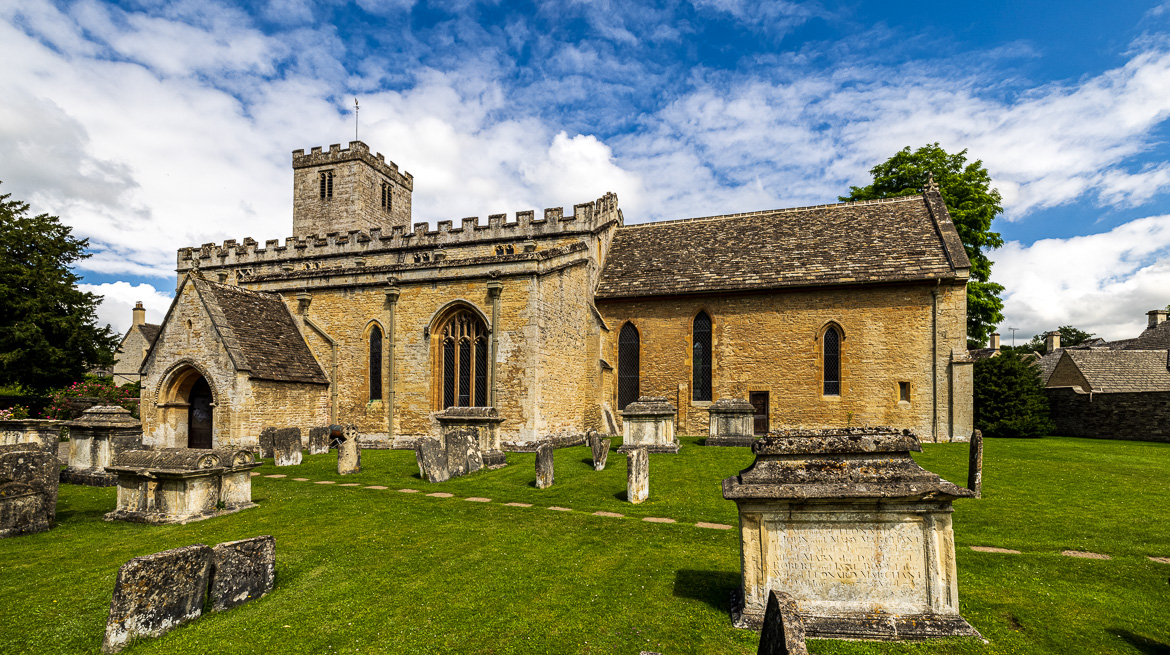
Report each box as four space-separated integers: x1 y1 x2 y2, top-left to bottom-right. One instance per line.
192 278 328 384
1061 349 1170 393
596 191 969 299
1120 320 1170 351
967 347 1000 361
1037 350 1063 384
137 323 161 345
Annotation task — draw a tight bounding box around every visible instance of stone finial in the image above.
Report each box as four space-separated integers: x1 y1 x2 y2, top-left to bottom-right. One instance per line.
758 590 808 655
924 170 940 193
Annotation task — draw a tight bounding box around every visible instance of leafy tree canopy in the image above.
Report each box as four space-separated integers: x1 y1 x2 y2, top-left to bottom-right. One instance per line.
841 144 1005 348
973 351 1055 438
0 183 118 392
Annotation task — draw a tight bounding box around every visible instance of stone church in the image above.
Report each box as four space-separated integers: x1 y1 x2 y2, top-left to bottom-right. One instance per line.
138 140 973 450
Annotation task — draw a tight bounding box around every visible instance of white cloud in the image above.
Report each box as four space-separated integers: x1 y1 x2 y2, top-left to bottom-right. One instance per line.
991 215 1170 341
79 282 175 335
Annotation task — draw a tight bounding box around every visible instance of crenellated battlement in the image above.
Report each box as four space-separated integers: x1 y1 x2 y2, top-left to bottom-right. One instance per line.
292 140 413 190
177 192 621 273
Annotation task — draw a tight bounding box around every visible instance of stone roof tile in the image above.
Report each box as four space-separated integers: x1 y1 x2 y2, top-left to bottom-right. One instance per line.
1064 349 1170 393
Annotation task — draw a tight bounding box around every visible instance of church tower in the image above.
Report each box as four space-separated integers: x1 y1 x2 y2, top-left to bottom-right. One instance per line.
291 141 413 237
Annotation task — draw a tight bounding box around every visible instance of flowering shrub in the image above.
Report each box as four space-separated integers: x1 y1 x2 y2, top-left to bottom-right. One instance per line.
42 377 139 420
0 405 30 420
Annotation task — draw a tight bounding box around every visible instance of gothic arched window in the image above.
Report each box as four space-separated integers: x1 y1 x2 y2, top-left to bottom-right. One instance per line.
369 325 383 401
437 309 489 409
618 322 640 410
823 325 842 396
693 311 712 402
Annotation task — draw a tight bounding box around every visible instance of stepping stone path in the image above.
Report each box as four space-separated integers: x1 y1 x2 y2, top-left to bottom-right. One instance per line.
339 483 360 487
548 506 571 512
970 546 1021 554
504 503 532 507
594 511 624 518
365 486 387 490
643 517 675 523
1062 550 1110 560
695 522 732 530
250 472 261 477
265 475 286 479
427 492 454 498
466 497 491 502
398 489 418 493
314 481 335 485
1149 556 1170 564
293 478 309 482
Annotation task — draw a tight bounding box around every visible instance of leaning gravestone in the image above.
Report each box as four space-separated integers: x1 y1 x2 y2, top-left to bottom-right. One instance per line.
338 439 361 475
307 427 330 455
590 434 611 471
627 446 648 503
101 544 213 653
445 428 482 478
535 443 554 489
258 427 278 459
272 428 302 467
415 438 450 483
758 590 808 655
968 429 983 498
209 536 275 612
0 444 59 538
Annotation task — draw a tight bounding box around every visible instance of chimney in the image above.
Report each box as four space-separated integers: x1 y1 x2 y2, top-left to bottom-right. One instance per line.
989 333 1000 351
132 301 146 327
1045 331 1060 352
1148 309 1168 329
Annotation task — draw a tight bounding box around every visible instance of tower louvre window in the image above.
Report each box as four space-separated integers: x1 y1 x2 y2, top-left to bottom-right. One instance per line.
381 182 392 212
319 171 334 199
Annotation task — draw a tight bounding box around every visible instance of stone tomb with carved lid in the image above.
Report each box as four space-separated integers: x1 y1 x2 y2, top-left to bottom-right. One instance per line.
104 448 262 525
617 396 679 454
722 427 979 641
62 406 143 487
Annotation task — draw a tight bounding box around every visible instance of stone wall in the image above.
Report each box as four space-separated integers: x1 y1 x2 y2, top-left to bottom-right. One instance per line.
114 328 152 386
1046 386 1170 442
596 281 971 442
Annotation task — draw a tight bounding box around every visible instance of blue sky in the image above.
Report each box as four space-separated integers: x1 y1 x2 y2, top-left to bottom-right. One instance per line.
3 0 1170 343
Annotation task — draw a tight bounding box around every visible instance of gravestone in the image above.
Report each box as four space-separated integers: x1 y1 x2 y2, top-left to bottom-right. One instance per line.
626 446 648 503
757 590 808 655
415 438 450 483
0 444 59 538
968 429 983 498
258 427 278 458
209 536 275 612
104 448 261 524
722 427 980 640
62 405 142 486
307 427 330 455
590 434 611 471
272 428 303 467
445 427 482 478
706 398 756 447
343 424 359 447
101 544 213 653
435 407 505 459
617 397 679 453
338 439 361 475
535 443 554 489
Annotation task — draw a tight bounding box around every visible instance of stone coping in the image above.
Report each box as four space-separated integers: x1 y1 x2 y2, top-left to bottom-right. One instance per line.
708 398 755 413
752 429 921 455
64 405 141 429
618 396 677 417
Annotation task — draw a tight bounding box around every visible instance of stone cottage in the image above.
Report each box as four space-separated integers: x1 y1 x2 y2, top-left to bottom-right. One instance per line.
112 302 161 386
138 140 974 449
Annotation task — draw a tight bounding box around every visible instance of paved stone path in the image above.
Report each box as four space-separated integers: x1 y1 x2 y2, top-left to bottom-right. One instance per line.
970 546 1021 554
1062 550 1110 560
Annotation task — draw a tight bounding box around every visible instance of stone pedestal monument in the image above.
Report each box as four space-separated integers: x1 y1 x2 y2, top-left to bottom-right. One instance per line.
722 427 980 641
617 397 679 454
62 406 143 486
435 407 506 468
706 398 756 447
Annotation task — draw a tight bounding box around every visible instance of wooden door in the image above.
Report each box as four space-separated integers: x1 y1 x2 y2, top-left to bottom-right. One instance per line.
187 377 213 449
749 391 769 436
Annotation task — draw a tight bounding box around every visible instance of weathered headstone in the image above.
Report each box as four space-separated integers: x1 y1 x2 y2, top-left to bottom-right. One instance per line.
0 444 59 538
307 427 330 455
338 439 361 475
617 397 679 453
272 428 302 467
626 446 648 503
757 590 808 655
590 435 611 471
258 427 278 458
101 544 213 653
535 443 554 489
968 429 983 498
445 427 482 478
343 424 359 447
707 397 757 447
209 536 275 612
415 438 450 483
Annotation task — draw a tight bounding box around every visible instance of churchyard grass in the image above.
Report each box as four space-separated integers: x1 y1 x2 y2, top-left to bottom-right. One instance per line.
0 436 1166 654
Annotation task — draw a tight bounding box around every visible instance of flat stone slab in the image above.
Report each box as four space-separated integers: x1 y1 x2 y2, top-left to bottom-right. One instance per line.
504 502 532 507
292 478 309 482
970 546 1021 554
593 511 624 518
338 483 360 487
465 497 491 502
643 517 676 523
249 472 261 477
1062 550 1110 560
102 544 212 653
314 480 335 485
209 536 275 612
1148 556 1170 564
695 522 732 530
547 506 571 511
365 486 388 490
264 475 287 479
427 492 454 498
398 488 419 493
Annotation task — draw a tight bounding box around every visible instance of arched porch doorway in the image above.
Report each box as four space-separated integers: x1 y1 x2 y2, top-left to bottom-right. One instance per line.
187 376 213 449
157 363 217 449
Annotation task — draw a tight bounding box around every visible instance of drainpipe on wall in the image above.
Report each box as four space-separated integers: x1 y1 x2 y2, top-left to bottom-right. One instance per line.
930 281 940 443
384 280 400 439
486 278 504 407
298 292 338 424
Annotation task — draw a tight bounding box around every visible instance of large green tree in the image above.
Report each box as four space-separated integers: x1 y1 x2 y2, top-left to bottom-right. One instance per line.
973 351 1055 438
841 144 1005 348
0 183 117 392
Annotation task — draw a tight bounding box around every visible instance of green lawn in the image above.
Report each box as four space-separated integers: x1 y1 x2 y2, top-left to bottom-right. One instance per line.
1 436 1167 654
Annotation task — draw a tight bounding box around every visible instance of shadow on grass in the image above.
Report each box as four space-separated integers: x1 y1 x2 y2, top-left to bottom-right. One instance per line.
1114 630 1170 655
672 569 738 612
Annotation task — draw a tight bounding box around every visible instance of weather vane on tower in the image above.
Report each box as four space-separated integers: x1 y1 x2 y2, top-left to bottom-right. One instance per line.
354 98 360 141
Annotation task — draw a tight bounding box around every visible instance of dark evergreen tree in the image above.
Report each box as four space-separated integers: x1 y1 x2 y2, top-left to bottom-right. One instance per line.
841 144 1005 348
0 183 117 392
973 351 1055 438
